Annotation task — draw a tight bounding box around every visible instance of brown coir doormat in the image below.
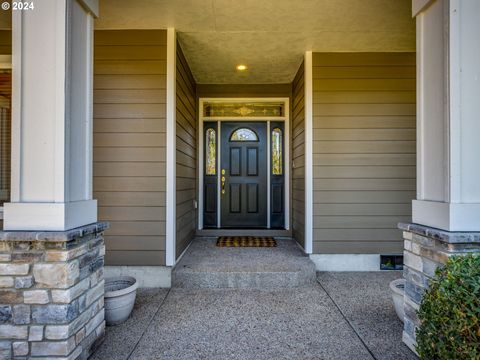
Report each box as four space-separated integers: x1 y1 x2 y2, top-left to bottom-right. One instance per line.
216 236 277 247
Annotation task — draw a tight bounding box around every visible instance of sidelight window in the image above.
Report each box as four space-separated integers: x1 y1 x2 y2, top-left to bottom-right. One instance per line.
272 128 283 175
205 128 216 175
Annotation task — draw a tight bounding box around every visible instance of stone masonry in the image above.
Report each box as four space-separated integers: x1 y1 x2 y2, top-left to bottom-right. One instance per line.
0 222 108 360
399 222 480 354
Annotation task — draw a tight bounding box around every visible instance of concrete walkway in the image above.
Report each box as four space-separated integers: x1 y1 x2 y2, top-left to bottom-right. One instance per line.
172 238 316 289
91 272 416 360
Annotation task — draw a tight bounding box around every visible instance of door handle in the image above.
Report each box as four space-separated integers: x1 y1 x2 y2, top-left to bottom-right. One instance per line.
221 169 226 195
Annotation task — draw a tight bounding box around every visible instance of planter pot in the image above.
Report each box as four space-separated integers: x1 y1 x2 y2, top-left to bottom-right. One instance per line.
104 276 138 326
389 278 405 322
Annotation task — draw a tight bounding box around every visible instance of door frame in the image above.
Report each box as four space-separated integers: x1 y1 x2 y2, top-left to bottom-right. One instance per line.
198 97 290 230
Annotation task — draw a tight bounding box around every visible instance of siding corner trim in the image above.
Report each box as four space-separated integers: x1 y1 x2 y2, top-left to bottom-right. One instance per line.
166 28 177 266
304 51 314 254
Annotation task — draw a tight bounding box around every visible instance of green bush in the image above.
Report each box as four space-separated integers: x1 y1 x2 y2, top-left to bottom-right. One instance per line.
416 254 480 359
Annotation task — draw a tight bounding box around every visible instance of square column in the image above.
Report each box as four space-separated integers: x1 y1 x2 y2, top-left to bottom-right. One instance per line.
413 0 480 231
0 1 107 358
403 0 480 352
4 0 99 231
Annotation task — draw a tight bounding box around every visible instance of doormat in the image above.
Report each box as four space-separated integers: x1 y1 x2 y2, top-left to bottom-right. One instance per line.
216 236 277 247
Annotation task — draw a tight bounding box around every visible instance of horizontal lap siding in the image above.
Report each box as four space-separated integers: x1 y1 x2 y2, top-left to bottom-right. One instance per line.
176 42 197 258
312 52 416 255
292 62 305 247
0 30 11 55
93 30 167 266
0 30 10 231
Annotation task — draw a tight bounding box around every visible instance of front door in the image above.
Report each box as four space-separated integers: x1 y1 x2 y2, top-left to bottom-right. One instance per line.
220 122 267 228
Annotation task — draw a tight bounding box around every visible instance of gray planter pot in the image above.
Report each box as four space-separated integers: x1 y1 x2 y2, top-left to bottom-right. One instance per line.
104 276 138 326
389 278 405 323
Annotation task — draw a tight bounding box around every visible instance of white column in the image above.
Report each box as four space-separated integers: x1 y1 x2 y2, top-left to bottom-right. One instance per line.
4 0 99 231
412 0 480 231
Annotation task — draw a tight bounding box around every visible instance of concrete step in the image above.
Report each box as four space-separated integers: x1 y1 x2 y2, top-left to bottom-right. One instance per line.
172 238 316 289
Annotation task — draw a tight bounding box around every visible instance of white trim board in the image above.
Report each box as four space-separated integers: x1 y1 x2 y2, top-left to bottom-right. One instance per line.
165 28 176 266
3 200 97 231
267 120 271 228
413 199 480 231
198 97 290 231
310 254 382 272
304 51 314 254
105 266 172 288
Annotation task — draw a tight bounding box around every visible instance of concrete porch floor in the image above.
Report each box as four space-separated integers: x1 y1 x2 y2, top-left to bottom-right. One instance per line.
91 272 416 360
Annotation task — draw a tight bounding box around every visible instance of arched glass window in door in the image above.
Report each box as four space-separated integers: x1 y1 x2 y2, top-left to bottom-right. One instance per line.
272 128 283 175
230 128 258 142
205 128 216 175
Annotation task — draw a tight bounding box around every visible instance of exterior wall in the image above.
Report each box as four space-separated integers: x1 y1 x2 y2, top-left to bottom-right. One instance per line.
93 30 167 266
176 42 197 258
291 62 305 247
312 53 416 254
0 30 10 54
0 30 10 231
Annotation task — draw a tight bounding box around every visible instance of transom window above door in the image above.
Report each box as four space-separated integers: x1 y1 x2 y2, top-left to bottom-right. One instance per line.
203 101 285 118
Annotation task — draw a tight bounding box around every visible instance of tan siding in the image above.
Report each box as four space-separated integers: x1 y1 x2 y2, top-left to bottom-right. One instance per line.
312 52 416 255
314 241 403 254
176 41 197 258
94 75 166 89
94 90 167 104
0 30 11 55
312 53 416 67
93 30 167 266
291 62 305 247
95 30 168 46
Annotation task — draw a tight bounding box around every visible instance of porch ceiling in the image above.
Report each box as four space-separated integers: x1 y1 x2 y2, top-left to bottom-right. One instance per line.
96 0 415 84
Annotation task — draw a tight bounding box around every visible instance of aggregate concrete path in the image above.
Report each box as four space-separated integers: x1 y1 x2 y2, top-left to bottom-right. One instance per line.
91 272 416 360
317 272 418 360
172 238 316 289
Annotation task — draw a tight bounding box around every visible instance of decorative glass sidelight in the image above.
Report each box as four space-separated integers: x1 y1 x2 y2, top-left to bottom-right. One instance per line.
206 128 216 175
272 128 283 175
230 128 258 142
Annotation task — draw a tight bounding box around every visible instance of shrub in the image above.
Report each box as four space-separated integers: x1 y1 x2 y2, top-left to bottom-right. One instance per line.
416 254 480 359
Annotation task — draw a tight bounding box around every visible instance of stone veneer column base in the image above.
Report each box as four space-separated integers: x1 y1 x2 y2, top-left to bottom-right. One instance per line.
399 222 480 354
0 222 108 360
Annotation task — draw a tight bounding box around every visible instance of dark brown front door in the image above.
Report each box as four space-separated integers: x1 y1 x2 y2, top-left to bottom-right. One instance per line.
220 122 267 228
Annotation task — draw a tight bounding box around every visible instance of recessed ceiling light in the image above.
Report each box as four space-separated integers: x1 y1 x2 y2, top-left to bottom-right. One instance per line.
236 64 248 71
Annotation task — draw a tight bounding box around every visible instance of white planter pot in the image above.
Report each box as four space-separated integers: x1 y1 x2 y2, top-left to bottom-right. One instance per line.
104 276 138 326
389 278 405 323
